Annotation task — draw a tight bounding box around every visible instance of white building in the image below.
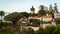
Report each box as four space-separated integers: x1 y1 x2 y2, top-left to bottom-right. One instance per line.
54 12 60 24
28 13 52 22
54 12 60 18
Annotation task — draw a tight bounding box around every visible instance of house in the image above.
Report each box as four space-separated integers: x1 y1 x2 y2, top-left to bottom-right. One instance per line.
54 12 60 24
28 13 52 23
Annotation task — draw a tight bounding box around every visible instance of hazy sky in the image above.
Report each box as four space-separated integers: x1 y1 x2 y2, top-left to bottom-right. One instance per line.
0 0 60 13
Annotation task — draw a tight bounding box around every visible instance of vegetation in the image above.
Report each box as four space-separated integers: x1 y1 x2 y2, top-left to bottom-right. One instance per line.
44 26 56 34
1 24 60 34
0 11 5 20
20 12 29 18
27 28 34 34
4 12 23 24
0 28 20 34
30 19 40 27
20 28 28 34
0 3 59 34
38 5 46 16
36 28 44 34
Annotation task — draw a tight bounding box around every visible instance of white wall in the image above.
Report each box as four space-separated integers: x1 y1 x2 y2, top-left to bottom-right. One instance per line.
43 18 52 22
54 12 60 18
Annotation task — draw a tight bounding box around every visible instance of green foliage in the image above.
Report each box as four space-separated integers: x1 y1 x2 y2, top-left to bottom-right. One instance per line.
0 22 12 28
0 11 5 16
31 19 40 27
16 25 20 31
0 23 60 34
36 28 44 34
20 12 29 18
4 12 23 24
35 26 57 34
45 25 56 34
30 13 38 16
53 25 60 34
0 28 20 34
20 28 28 34
38 5 46 16
3 22 12 26
54 3 59 13
27 28 34 34
0 22 20 34
0 11 5 20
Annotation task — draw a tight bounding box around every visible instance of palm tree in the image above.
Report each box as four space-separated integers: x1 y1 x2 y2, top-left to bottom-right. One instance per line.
0 11 5 21
38 5 46 28
38 5 46 16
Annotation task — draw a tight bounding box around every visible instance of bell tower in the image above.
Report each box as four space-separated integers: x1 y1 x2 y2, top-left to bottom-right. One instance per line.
30 6 35 14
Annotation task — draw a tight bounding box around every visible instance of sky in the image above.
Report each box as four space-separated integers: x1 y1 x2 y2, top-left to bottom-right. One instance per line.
0 0 60 13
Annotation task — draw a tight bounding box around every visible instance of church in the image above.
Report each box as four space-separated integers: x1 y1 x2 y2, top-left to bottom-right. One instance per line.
27 6 57 28
28 6 53 23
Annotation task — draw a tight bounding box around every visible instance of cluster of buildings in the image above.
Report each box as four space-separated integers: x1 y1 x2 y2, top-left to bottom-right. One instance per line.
0 5 60 31
19 6 60 30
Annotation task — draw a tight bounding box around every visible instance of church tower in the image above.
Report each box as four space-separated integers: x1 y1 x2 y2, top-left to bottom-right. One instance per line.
30 6 35 14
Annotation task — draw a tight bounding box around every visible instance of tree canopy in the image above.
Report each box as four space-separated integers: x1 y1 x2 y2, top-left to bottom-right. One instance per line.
38 5 46 16
4 12 23 24
20 12 29 18
0 11 5 20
